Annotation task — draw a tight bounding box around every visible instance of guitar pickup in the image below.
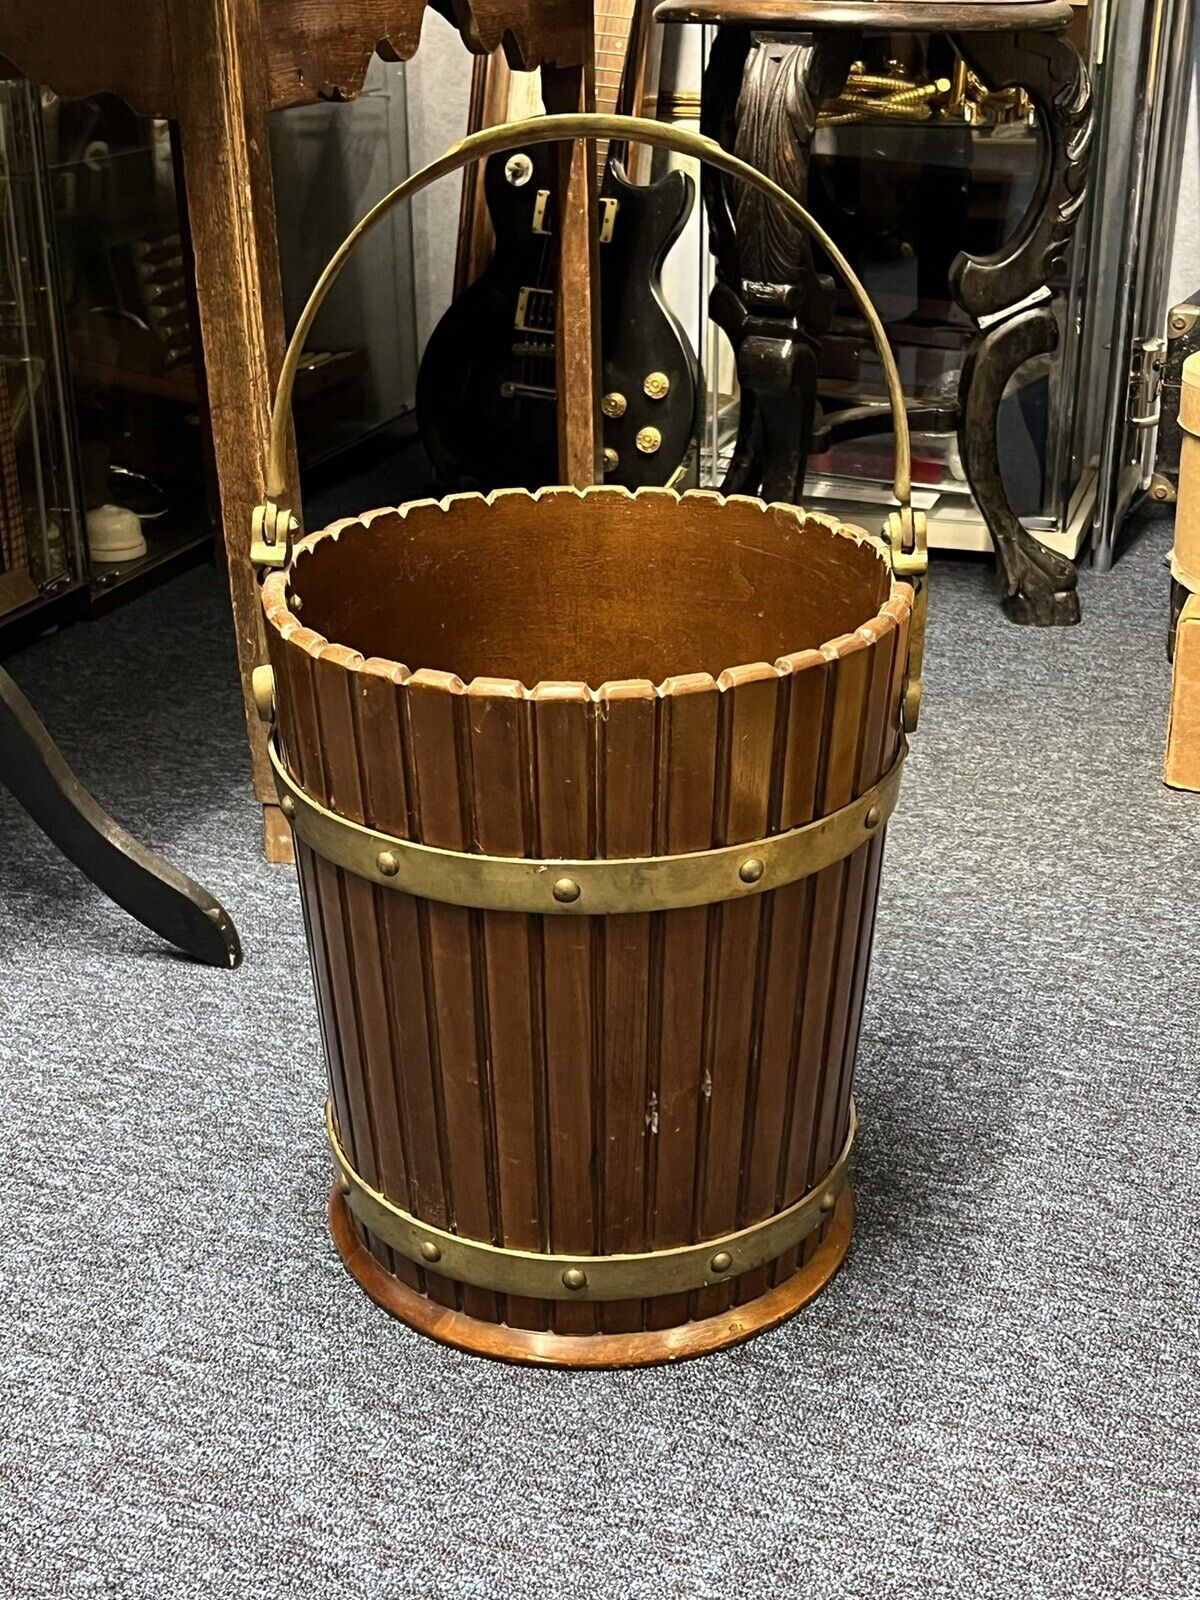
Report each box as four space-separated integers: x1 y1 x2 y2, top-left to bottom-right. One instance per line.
529 192 617 243
514 286 556 333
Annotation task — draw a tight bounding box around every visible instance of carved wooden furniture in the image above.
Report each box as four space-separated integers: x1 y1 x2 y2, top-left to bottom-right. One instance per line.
656 0 1091 624
0 0 597 862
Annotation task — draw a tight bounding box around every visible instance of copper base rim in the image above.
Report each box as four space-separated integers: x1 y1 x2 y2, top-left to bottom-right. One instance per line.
328 1184 854 1368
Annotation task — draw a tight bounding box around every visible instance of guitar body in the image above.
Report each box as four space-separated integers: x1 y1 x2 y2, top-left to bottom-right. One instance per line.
417 144 698 493
598 159 699 490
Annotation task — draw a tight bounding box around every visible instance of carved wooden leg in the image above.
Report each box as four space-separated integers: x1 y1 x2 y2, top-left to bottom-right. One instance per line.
957 302 1080 622
0 666 242 967
701 28 856 501
949 28 1091 624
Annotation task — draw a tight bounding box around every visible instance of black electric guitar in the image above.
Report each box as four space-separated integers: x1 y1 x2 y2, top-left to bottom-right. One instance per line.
417 147 696 492
416 3 699 492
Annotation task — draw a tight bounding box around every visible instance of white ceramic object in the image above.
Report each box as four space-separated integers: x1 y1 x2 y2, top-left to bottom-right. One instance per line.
86 503 147 564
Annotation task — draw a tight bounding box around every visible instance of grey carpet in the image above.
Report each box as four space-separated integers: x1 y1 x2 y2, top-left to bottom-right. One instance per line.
1 510 1197 1600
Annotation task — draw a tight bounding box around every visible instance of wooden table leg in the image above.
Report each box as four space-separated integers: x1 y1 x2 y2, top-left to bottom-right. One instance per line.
0 666 241 967
700 27 856 501
949 27 1091 625
167 0 300 859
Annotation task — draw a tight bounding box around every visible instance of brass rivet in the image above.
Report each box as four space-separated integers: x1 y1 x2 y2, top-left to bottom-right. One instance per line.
377 849 400 877
636 426 662 455
562 1267 588 1291
643 371 670 400
710 1250 733 1274
739 857 765 885
420 1240 442 1264
820 1189 837 1213
288 592 302 613
280 795 296 821
601 391 627 418
553 876 581 904
602 447 619 471
864 805 882 830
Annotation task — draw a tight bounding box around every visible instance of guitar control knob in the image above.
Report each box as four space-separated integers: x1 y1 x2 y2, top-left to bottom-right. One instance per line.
643 371 670 400
601 391 627 419
602 447 620 471
636 427 662 455
504 153 534 187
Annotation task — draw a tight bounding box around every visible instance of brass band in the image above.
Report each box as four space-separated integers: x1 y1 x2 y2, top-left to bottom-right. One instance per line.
328 1099 856 1301
271 737 905 915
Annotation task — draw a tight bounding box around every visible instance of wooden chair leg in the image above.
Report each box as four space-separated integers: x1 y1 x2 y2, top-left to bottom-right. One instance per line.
169 0 299 853
0 666 242 967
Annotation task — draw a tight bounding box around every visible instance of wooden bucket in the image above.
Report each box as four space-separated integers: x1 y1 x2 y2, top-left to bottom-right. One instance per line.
253 116 928 1367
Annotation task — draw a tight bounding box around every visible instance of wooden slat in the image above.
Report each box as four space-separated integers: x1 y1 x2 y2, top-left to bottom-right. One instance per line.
404 669 501 1326
784 630 874 1271
531 682 598 1336
275 622 399 1268
269 620 353 1159
736 646 830 1305
360 657 459 1310
830 593 911 1150
692 660 782 1322
596 679 658 1334
311 652 421 1296
644 673 718 1332
264 603 353 1174
466 678 548 1332
301 647 380 1197
808 622 897 1194
312 642 413 1285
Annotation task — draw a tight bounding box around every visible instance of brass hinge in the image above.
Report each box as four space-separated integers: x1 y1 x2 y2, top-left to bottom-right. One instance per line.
250 499 297 571
886 506 928 732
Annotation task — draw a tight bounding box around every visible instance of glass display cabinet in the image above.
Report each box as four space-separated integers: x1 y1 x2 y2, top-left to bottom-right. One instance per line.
44 92 212 608
0 80 85 630
0 64 423 650
657 0 1194 588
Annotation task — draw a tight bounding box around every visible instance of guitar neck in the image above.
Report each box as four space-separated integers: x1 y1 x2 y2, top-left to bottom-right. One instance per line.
593 0 641 180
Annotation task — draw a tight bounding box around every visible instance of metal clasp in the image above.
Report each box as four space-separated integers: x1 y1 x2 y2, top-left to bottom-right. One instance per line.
250 499 297 571
1128 337 1166 430
886 506 928 732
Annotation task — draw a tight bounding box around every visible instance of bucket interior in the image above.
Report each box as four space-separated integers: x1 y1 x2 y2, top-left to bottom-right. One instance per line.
287 492 893 687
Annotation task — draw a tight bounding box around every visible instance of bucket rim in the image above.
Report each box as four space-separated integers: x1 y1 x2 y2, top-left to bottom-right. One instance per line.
261 483 914 702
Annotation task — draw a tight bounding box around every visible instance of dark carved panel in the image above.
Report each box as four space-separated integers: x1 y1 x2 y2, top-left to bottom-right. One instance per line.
957 301 1080 623
949 28 1091 320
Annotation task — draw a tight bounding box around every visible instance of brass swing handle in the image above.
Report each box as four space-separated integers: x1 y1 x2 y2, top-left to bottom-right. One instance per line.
252 113 928 727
